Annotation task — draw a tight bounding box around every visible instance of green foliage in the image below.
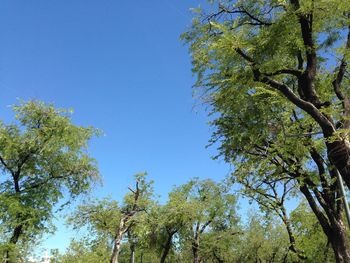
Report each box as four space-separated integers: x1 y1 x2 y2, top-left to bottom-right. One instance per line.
181 0 350 180
56 176 341 262
69 198 121 238
237 213 291 262
0 100 100 260
122 172 155 213
182 0 350 261
52 236 111 263
290 202 335 262
65 173 155 262
174 178 241 262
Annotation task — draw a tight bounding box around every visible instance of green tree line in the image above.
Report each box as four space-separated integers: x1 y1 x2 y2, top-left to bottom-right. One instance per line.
2 0 350 262
52 174 332 263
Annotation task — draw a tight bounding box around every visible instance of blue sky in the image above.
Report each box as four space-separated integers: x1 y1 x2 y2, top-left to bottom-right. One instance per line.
0 0 237 253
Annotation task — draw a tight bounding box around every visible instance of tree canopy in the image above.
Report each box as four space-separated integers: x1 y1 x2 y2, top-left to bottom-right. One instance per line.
0 101 99 262
182 0 350 262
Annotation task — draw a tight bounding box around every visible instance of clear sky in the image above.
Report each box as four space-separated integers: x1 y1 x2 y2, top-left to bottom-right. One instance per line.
0 0 236 253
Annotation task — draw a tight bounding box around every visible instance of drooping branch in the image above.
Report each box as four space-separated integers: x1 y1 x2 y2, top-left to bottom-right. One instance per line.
234 47 335 136
207 4 274 27
220 5 273 26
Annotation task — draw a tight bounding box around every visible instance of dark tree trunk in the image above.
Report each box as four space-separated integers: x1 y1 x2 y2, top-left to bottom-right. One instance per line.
327 140 350 188
3 174 23 263
192 241 200 263
9 225 22 245
192 223 200 263
300 185 350 263
129 242 135 263
327 220 350 263
4 224 23 263
160 231 175 263
127 230 136 263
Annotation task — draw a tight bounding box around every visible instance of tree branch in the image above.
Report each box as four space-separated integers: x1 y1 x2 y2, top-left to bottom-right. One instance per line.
332 23 350 128
234 47 335 136
264 69 302 77
290 0 322 107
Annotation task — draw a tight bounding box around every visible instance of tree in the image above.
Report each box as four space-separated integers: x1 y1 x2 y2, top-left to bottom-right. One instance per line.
183 1 350 261
0 101 99 262
144 186 194 263
68 173 154 263
66 197 120 263
237 212 292 263
110 173 154 263
176 178 239 263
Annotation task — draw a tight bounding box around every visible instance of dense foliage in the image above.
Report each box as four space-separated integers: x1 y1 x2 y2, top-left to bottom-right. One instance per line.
50 176 333 263
0 101 99 262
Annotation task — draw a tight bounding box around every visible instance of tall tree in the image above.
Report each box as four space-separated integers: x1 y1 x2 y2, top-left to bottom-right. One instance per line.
145 186 194 263
69 173 154 263
110 173 153 263
183 1 350 262
0 101 99 262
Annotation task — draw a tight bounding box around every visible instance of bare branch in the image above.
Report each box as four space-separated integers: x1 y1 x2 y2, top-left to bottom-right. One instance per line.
218 5 273 26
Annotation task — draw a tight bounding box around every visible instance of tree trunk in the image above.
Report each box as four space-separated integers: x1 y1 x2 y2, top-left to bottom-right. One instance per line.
3 176 23 263
300 185 350 263
9 225 22 245
192 241 200 263
192 223 200 263
110 236 122 263
327 220 350 263
160 231 175 263
327 139 350 189
129 241 135 263
110 218 125 263
110 180 140 263
299 185 350 263
3 224 23 263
